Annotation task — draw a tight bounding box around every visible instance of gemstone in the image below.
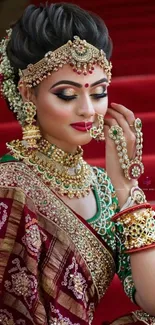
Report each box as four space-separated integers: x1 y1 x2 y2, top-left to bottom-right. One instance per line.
56 179 61 184
113 130 118 135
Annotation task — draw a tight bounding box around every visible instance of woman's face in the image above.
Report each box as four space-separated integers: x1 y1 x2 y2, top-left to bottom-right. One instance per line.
33 64 109 152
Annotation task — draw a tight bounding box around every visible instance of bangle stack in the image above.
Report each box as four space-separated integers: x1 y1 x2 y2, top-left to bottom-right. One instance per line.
113 204 155 253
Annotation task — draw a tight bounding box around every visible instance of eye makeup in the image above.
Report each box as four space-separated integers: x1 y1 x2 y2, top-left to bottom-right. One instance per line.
52 87 77 101
51 83 108 101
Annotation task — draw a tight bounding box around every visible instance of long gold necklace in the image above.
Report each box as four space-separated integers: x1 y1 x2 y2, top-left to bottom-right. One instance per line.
7 138 96 198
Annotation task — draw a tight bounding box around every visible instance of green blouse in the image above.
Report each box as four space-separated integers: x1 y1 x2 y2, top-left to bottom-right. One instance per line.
87 166 136 303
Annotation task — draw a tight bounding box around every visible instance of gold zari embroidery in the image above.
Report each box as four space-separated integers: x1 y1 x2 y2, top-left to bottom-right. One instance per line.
132 310 155 325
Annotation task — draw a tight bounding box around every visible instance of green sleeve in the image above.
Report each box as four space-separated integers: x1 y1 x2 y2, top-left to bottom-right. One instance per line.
0 154 17 163
115 224 137 303
88 167 119 252
93 167 136 303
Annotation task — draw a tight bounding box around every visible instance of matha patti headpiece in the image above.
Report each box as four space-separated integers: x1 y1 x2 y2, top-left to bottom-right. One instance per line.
20 36 112 87
0 30 112 125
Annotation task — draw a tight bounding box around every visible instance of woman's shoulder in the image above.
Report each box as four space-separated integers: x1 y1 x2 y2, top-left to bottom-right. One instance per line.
0 155 36 212
0 154 30 195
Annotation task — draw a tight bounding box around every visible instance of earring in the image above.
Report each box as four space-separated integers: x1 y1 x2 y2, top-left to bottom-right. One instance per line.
89 114 105 141
22 101 41 149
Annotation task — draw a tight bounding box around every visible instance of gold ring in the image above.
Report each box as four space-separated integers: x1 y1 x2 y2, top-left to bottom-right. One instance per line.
129 124 134 127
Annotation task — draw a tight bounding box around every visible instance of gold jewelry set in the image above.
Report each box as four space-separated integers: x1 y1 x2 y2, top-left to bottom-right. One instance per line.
36 139 96 198
115 206 155 253
7 136 96 199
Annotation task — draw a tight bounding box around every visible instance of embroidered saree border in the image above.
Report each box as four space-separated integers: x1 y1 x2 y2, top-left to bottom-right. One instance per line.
0 161 115 299
132 310 155 325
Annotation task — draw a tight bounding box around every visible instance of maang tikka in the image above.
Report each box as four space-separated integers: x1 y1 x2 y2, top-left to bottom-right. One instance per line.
88 114 105 141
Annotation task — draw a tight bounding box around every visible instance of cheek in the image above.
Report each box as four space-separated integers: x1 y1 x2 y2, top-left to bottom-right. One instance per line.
36 96 70 121
95 97 108 114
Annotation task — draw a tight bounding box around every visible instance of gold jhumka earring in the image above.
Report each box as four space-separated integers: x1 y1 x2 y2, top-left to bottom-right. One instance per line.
7 101 41 154
22 101 41 149
88 114 105 141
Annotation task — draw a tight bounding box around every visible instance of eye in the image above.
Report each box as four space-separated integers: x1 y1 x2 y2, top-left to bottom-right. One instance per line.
90 85 107 99
53 88 77 101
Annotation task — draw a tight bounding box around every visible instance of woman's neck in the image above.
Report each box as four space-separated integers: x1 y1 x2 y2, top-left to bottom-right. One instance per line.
41 134 78 154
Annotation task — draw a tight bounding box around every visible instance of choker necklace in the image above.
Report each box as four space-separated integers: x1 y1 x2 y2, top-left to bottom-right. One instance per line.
38 138 83 167
7 138 96 199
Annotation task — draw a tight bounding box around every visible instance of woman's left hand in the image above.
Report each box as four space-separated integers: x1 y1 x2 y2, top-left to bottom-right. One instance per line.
104 102 138 208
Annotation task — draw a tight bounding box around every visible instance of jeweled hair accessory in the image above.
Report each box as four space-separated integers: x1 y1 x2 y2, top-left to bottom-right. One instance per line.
20 36 112 88
0 29 25 124
0 31 112 125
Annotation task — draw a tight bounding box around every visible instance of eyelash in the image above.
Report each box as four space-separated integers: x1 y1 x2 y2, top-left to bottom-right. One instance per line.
54 92 107 101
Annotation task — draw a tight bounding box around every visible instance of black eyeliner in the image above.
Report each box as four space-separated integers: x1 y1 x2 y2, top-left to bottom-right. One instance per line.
54 92 77 101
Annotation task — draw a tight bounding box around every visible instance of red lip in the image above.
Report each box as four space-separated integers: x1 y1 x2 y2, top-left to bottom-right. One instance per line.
70 122 93 132
71 122 92 127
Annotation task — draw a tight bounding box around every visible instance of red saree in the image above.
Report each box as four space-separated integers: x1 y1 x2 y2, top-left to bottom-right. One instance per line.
0 159 115 324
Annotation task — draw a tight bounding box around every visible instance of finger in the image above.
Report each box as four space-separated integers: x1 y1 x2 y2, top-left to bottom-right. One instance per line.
106 108 136 147
110 102 135 125
104 118 136 159
104 117 119 127
106 108 132 132
104 119 119 142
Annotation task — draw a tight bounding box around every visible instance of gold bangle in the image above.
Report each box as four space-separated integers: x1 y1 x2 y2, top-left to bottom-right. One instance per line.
117 208 155 252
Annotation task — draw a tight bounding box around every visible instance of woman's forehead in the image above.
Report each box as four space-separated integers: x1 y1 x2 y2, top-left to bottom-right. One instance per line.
43 64 108 87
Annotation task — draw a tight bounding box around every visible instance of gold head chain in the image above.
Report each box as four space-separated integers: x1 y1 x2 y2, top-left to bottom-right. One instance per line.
20 36 112 88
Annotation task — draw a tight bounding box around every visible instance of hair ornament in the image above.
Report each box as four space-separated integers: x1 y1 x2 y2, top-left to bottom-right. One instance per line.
0 29 25 124
21 36 112 88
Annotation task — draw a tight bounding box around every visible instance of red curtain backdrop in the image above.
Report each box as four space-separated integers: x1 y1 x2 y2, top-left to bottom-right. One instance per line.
30 0 155 77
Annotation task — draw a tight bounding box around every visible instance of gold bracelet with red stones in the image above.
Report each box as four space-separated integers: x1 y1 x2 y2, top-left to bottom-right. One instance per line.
112 204 155 253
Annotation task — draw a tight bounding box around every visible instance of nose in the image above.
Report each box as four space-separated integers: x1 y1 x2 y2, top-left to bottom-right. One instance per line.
77 94 95 118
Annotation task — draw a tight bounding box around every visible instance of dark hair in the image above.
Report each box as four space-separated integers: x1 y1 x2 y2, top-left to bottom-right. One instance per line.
7 2 112 79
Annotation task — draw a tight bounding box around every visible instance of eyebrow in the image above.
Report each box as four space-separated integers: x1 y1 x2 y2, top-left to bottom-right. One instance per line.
51 78 108 89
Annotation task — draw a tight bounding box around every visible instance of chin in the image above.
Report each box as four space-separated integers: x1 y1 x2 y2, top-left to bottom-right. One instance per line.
73 136 92 146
